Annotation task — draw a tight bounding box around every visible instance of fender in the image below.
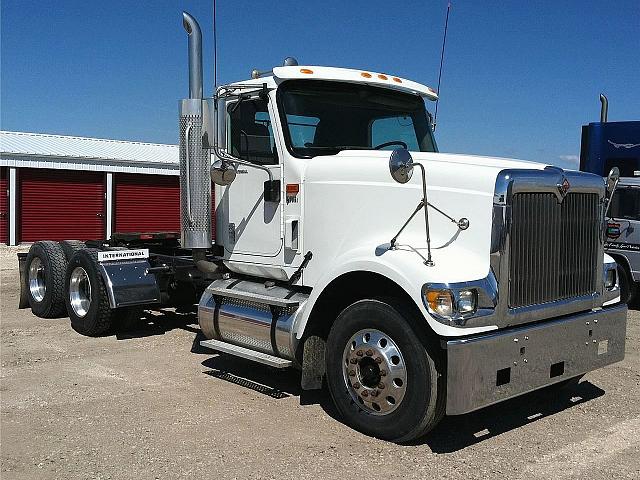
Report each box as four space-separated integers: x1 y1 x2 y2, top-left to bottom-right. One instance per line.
293 245 498 340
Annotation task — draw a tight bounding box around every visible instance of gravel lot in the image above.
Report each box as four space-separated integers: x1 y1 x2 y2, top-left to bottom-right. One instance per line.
1 251 639 480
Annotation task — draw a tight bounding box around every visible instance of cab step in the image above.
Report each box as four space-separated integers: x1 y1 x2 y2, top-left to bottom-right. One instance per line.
200 339 293 368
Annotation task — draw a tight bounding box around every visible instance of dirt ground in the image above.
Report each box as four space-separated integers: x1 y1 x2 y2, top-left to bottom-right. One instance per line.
1 252 639 480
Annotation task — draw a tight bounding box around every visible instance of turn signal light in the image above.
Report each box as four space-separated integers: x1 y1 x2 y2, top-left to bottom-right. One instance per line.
426 290 454 317
286 184 299 194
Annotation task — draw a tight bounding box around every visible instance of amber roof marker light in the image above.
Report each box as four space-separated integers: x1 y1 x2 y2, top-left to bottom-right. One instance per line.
300 68 314 74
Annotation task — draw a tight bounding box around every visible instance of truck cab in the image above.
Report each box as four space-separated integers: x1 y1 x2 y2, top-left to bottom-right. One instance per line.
214 66 439 282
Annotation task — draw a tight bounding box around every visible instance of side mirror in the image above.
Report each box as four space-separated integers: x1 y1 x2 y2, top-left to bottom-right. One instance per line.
389 148 414 184
606 167 620 197
264 179 281 203
211 160 237 186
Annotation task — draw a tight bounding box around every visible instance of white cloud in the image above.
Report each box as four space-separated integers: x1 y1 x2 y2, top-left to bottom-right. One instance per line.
558 154 579 163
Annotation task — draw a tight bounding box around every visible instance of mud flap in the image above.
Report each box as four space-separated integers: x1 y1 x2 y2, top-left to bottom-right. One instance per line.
301 335 326 390
18 253 29 309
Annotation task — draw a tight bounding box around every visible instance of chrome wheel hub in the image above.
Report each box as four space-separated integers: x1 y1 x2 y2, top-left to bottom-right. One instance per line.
28 257 46 302
342 329 407 415
69 267 91 317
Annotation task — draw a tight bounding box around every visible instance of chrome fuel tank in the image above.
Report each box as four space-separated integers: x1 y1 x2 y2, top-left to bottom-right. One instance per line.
198 278 308 360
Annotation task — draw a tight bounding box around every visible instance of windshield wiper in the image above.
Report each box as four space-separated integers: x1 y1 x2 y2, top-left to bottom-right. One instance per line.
299 145 373 152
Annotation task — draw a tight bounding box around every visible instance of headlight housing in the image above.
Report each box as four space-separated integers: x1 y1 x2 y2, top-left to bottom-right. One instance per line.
424 287 478 320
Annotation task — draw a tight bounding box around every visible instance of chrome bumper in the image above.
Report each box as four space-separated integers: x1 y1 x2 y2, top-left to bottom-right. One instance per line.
445 303 627 415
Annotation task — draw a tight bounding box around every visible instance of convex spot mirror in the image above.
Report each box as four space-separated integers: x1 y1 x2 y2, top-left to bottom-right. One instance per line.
389 148 414 184
606 167 620 197
211 160 237 186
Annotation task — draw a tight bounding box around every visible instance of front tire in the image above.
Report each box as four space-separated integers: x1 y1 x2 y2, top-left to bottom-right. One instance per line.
65 248 114 336
326 299 445 442
25 241 67 318
617 263 637 305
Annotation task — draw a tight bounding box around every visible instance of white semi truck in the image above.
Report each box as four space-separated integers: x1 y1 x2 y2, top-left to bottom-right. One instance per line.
18 12 627 442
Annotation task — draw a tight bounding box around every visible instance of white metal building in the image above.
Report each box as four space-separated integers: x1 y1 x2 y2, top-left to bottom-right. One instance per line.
0 131 182 246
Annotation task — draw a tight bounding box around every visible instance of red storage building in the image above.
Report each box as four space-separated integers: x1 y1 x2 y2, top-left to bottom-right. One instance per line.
0 131 193 245
0 167 8 244
19 169 106 241
113 173 181 234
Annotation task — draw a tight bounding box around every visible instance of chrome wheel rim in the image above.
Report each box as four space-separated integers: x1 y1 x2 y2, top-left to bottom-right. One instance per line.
342 329 407 415
69 267 91 317
28 257 46 302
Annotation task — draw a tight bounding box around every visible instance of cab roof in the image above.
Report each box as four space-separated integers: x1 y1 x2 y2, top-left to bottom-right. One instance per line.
232 66 439 101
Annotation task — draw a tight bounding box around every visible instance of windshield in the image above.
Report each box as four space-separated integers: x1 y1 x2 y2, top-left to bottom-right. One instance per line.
277 80 437 158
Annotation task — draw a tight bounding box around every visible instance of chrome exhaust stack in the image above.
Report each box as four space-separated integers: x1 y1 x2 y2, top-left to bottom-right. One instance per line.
179 12 211 250
600 93 608 123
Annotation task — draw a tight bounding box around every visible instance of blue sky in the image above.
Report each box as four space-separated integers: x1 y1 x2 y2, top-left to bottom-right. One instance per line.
1 0 638 169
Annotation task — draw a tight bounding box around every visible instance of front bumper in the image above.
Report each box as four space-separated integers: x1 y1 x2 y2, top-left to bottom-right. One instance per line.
445 303 627 415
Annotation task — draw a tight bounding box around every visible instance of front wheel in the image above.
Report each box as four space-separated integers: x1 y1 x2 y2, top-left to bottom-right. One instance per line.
617 263 637 305
326 299 445 442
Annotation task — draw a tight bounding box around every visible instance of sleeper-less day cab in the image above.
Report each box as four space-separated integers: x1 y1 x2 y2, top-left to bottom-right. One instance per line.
19 12 627 442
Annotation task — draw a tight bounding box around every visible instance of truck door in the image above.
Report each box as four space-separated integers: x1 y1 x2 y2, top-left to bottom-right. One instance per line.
220 97 282 257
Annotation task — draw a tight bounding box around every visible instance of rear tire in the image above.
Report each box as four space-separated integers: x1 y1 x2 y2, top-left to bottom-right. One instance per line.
59 240 86 262
65 248 114 336
325 299 445 443
25 241 67 318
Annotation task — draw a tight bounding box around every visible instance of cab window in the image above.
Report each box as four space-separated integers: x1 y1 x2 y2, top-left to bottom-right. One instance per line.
228 98 277 165
609 187 640 221
371 115 420 151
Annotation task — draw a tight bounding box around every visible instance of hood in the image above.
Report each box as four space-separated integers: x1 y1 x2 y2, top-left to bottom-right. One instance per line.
300 151 551 285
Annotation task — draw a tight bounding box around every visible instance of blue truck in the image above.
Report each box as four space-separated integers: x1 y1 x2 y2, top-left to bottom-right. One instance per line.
580 95 640 303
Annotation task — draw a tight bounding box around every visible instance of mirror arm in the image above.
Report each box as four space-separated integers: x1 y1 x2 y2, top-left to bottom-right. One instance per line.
388 163 434 266
389 200 425 250
212 145 274 183
604 176 620 217
416 163 435 266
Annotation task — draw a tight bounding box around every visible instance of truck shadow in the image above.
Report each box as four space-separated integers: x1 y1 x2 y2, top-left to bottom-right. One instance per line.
194 345 606 452
114 308 199 340
199 352 302 399
115 309 608 452
415 380 605 452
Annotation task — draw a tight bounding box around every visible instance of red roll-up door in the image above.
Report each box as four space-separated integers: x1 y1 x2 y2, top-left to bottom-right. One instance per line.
0 168 8 244
19 169 105 242
113 174 180 233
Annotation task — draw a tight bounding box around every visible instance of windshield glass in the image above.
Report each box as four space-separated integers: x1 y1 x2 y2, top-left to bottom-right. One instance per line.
277 80 437 157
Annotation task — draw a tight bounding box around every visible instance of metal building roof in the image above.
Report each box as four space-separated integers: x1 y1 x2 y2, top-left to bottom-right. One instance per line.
0 131 180 175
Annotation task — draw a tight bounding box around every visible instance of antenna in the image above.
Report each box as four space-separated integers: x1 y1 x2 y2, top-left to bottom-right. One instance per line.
433 2 451 131
213 0 218 92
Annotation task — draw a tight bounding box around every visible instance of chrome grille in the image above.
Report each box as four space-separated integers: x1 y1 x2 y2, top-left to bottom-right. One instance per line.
509 193 600 308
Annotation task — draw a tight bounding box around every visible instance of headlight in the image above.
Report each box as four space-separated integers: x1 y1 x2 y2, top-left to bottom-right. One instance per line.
425 288 478 319
425 290 454 317
605 268 617 290
457 289 478 314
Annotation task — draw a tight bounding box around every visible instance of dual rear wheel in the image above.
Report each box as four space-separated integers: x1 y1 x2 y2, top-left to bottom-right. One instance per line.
24 242 140 336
